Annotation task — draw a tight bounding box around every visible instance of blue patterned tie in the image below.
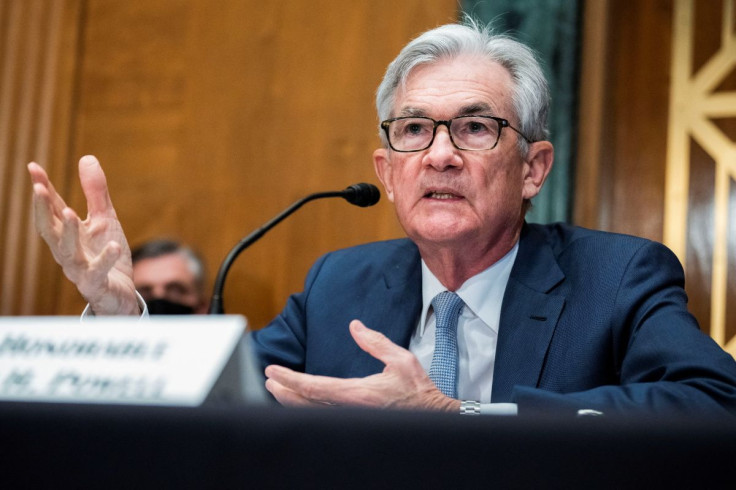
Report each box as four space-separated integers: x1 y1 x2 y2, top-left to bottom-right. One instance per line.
428 291 464 398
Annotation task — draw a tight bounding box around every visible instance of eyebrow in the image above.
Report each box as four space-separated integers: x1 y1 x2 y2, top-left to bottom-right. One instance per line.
397 107 427 117
396 102 495 118
457 103 494 115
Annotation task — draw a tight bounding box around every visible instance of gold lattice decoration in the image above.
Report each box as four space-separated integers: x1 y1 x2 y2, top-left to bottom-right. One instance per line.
664 0 736 357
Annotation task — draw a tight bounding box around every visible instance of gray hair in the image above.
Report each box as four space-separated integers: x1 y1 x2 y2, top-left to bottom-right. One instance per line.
131 239 206 293
376 18 549 156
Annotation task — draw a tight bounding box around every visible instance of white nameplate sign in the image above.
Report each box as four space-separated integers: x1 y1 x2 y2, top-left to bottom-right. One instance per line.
0 315 248 406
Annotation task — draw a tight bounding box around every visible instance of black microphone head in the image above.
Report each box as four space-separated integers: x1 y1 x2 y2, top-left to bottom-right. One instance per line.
342 183 381 207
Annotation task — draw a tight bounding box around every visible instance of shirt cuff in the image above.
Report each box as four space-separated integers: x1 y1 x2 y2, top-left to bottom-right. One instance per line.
81 291 149 320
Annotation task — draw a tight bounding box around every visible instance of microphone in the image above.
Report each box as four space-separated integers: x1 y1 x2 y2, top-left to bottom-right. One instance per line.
342 183 381 207
208 183 381 314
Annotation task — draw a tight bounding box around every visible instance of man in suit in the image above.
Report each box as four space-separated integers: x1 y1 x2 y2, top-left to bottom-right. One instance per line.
255 21 736 416
28 20 736 416
132 238 209 315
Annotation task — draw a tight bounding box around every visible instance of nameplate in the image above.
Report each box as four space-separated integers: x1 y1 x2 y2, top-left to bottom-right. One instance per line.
0 315 248 406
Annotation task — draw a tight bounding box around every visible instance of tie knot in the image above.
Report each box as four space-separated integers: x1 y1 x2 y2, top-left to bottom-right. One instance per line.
431 291 464 327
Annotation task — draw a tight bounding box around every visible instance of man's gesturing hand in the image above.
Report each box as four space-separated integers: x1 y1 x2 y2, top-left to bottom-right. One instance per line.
28 155 139 315
264 320 460 412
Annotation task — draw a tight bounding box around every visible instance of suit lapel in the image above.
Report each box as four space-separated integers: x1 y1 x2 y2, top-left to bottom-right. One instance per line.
363 241 422 349
491 224 566 402
345 241 422 377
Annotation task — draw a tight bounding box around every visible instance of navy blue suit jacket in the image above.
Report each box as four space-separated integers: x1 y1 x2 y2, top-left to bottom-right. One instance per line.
252 223 736 415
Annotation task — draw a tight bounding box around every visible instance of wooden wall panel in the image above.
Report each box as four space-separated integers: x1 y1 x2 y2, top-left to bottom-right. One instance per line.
0 0 81 315
598 0 674 241
40 0 457 326
667 0 736 354
577 0 736 355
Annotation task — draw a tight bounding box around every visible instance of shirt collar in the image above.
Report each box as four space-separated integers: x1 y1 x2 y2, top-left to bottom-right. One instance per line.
418 242 519 336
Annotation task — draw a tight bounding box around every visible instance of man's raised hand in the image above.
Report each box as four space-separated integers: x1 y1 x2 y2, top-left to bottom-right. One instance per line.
28 155 139 315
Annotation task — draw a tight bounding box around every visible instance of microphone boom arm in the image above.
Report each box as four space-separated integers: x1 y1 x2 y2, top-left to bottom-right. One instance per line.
208 185 378 314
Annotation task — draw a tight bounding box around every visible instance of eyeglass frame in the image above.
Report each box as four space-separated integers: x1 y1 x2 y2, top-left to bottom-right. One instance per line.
380 115 534 152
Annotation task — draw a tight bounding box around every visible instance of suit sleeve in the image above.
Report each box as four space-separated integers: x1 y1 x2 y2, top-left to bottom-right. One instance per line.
512 241 736 417
250 252 331 373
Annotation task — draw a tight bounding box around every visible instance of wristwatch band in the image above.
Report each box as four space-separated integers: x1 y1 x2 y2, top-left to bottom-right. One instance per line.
460 400 482 415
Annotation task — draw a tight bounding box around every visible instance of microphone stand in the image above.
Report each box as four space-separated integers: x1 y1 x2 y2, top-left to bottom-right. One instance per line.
208 187 378 314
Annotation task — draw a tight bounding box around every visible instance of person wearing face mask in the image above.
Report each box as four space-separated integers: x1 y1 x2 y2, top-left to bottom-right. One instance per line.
131 239 209 315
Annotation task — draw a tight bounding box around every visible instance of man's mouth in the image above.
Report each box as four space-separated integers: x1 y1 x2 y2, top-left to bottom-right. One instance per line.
425 191 461 200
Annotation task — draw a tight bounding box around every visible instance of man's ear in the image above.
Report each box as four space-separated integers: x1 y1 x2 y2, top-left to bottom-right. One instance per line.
521 141 554 200
373 148 395 202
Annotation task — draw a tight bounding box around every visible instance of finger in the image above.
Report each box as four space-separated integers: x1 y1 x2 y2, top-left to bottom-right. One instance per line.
265 378 332 408
28 162 51 190
59 209 122 277
265 365 350 405
264 365 317 392
78 155 116 218
349 320 408 366
90 241 122 277
28 162 68 216
31 183 62 240
59 207 86 265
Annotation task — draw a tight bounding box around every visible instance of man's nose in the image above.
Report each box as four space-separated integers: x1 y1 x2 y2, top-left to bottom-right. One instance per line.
425 125 462 169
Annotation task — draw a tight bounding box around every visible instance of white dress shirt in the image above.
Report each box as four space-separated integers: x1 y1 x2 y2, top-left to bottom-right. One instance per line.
409 242 519 414
81 291 149 319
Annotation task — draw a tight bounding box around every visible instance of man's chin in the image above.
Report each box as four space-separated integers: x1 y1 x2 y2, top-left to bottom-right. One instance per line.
407 223 475 248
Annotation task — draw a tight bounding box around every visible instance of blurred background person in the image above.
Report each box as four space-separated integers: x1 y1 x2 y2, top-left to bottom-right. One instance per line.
132 239 209 315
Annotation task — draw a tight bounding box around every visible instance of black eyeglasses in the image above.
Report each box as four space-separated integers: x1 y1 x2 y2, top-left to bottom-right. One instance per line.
380 115 533 152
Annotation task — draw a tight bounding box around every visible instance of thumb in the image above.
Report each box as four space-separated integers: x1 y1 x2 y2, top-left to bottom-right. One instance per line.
79 155 116 218
349 320 406 365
